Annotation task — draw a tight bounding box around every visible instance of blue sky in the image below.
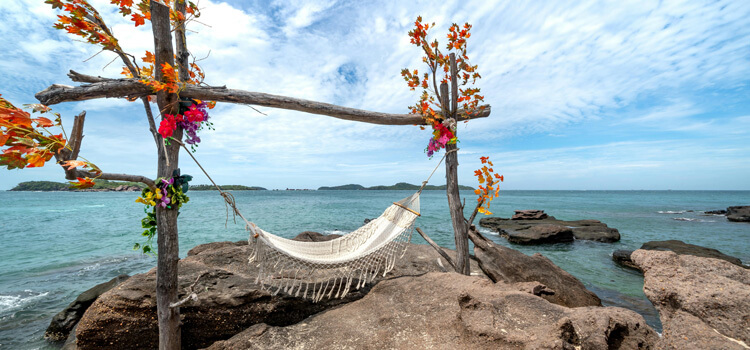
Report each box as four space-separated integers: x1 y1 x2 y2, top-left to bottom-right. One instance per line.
1 0 749 190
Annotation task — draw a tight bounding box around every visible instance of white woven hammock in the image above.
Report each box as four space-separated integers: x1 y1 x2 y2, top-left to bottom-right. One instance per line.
248 192 420 302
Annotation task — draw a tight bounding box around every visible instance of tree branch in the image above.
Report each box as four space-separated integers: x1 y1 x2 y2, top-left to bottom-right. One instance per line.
415 227 456 270
38 72 492 126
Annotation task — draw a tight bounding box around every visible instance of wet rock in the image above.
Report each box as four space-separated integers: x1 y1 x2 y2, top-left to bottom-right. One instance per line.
612 249 640 270
207 273 656 350
727 206 750 222
480 215 620 243
506 224 574 244
511 209 548 220
704 209 727 215
44 274 129 342
74 236 485 349
468 228 602 308
631 249 750 349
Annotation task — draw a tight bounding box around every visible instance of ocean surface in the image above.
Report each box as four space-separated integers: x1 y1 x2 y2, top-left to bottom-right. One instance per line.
1 190 748 349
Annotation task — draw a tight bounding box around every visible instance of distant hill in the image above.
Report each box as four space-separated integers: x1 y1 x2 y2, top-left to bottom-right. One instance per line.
10 180 146 191
189 184 267 191
317 184 366 190
318 182 474 191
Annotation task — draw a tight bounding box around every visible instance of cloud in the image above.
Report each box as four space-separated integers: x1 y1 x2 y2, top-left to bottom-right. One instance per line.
1 0 749 190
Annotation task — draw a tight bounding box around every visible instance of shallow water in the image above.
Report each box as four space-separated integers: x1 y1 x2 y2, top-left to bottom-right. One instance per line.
0 190 748 348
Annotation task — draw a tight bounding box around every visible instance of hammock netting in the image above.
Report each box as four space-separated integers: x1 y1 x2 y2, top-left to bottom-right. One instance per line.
248 192 420 302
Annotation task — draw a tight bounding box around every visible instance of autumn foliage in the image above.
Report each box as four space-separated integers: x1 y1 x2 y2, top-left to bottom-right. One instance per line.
401 16 485 157
474 156 503 215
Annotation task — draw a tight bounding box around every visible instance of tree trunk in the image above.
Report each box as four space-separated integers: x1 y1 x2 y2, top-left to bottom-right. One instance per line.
442 53 471 275
151 2 182 349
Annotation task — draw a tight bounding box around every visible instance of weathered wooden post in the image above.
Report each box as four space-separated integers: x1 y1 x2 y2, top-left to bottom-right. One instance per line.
442 53 471 275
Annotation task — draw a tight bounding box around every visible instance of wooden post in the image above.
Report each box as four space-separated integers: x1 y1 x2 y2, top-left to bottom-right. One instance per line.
151 2 182 349
444 53 471 275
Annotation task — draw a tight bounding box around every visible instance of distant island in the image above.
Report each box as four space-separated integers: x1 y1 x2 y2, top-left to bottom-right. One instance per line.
9 181 266 192
190 185 267 191
318 182 475 191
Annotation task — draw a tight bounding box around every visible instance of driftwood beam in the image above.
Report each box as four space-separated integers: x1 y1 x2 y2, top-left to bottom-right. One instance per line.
38 71 492 126
415 227 456 270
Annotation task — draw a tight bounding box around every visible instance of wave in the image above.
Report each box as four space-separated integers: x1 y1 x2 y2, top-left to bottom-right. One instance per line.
477 227 499 236
323 230 350 236
657 210 685 214
0 290 49 314
672 217 716 223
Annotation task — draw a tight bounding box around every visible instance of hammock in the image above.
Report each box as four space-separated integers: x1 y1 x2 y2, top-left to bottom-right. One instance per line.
248 192 420 302
175 138 454 302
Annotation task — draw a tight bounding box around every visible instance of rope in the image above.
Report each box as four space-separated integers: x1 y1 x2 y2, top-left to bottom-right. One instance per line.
418 148 459 193
172 139 260 237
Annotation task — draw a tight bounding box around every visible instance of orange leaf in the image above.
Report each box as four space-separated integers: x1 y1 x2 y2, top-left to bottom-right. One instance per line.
480 156 488 164
33 117 54 128
143 51 155 63
26 152 47 168
69 177 96 189
61 160 87 170
474 189 481 195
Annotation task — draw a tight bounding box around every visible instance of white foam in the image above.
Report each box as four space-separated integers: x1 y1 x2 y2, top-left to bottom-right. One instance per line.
657 210 685 214
0 291 49 313
672 217 715 223
324 230 350 235
478 227 499 236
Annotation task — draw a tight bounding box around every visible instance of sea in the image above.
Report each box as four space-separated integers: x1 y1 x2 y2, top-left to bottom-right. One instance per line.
1 190 748 349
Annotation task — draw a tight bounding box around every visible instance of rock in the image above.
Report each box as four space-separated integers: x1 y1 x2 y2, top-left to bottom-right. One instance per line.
480 216 620 243
640 240 746 268
511 209 548 220
291 231 341 242
704 209 727 215
506 224 574 244
612 249 640 270
631 249 750 349
468 228 601 308
208 273 657 350
727 205 750 222
113 185 140 192
74 237 486 349
44 274 129 342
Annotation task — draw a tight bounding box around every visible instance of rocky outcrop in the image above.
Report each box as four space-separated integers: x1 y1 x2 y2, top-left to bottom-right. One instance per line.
613 241 746 271
506 224 574 244
113 185 141 192
480 215 621 243
631 249 750 349
208 273 657 350
511 209 548 220
704 209 727 215
44 274 129 342
73 237 485 349
469 228 602 308
727 206 750 222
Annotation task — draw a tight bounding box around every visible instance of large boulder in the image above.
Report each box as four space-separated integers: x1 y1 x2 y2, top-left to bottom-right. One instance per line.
469 228 602 308
44 274 129 342
631 249 750 349
613 240 746 271
727 206 750 222
480 215 620 243
208 273 657 350
74 236 485 349
506 224 574 244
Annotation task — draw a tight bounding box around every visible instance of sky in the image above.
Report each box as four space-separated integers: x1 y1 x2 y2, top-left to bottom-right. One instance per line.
1 0 749 190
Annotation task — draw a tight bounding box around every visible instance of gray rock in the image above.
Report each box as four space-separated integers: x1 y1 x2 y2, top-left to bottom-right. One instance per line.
704 209 727 215
74 236 485 349
507 224 574 244
511 209 548 220
631 249 750 349
612 249 640 270
640 240 746 268
207 273 657 350
469 228 602 308
291 231 341 242
44 274 129 342
727 206 750 222
480 215 621 243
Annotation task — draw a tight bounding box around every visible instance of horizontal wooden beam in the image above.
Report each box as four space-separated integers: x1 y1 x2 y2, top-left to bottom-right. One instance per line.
35 71 491 126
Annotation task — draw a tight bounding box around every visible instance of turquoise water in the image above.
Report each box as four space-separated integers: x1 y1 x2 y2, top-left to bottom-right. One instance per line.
1 190 748 348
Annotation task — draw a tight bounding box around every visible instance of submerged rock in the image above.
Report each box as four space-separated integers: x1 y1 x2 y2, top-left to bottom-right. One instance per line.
208 273 657 350
727 206 750 222
631 249 750 349
612 249 639 270
73 236 485 349
469 227 602 308
44 274 129 342
480 215 620 243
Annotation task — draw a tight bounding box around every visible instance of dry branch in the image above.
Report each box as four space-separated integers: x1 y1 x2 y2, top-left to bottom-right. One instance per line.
415 227 456 270
38 71 492 125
